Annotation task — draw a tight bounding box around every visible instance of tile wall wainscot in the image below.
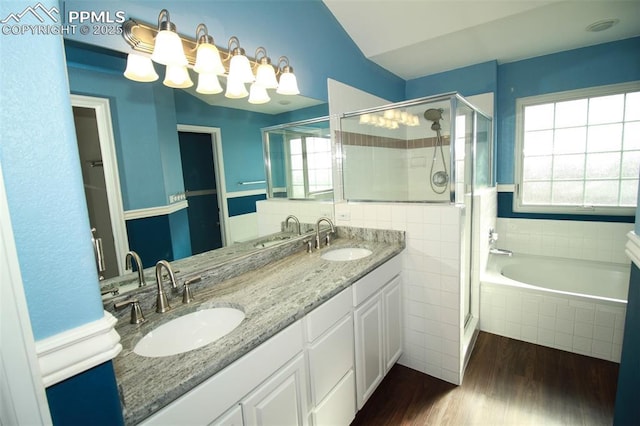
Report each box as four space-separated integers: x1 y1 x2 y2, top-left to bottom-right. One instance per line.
256 200 335 236
481 217 632 363
257 188 498 385
495 218 633 264
334 201 464 385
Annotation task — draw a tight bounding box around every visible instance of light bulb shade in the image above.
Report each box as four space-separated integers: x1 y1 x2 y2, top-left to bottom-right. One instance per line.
248 83 270 104
163 65 193 88
255 63 278 89
194 43 225 75
276 71 299 95
229 53 255 83
151 29 187 66
196 73 223 94
225 76 249 99
124 53 159 82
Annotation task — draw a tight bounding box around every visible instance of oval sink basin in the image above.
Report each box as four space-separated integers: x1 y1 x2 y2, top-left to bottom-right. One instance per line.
134 308 245 358
321 247 372 261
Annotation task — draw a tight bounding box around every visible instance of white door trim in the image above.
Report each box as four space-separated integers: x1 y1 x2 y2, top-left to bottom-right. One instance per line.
0 162 53 425
70 94 129 275
177 125 230 246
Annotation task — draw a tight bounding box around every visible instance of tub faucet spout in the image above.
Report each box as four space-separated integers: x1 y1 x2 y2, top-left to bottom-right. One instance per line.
155 260 177 313
490 248 513 257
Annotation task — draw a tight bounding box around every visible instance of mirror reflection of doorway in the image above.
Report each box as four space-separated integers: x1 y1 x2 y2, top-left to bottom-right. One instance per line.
178 131 223 255
71 95 128 279
73 106 118 279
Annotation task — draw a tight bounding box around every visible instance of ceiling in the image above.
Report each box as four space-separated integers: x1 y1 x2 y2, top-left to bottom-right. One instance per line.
322 0 640 80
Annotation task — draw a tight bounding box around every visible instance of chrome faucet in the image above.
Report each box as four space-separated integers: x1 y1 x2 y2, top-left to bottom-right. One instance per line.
125 251 146 287
285 215 301 235
155 260 177 313
315 217 335 249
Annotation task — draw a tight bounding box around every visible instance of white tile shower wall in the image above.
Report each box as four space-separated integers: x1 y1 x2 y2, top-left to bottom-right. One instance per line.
256 200 335 236
480 283 626 362
335 201 463 385
495 218 633 264
343 146 407 201
407 147 451 202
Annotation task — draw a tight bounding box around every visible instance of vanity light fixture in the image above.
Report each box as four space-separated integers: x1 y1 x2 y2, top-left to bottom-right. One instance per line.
359 109 420 130
276 56 300 95
196 72 223 94
121 9 300 105
163 64 193 88
123 53 159 82
150 9 187 66
225 75 249 99
248 82 270 104
254 47 279 89
227 36 255 84
193 24 225 75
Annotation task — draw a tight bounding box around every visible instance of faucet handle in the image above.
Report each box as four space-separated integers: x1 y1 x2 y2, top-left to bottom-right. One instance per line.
114 299 146 324
182 276 201 304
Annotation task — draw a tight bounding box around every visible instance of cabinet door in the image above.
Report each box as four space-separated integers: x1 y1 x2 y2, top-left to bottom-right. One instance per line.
383 276 403 373
242 354 308 426
353 294 383 409
209 405 243 426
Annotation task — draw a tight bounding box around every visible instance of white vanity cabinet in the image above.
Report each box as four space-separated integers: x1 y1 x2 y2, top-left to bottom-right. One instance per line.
138 254 403 426
241 354 308 426
140 321 305 426
352 255 402 409
304 287 356 426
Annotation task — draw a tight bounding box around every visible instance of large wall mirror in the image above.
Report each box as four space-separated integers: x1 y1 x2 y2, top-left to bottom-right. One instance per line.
262 117 332 200
64 39 328 295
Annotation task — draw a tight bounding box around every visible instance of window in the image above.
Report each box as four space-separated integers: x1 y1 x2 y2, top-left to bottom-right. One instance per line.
515 82 640 215
288 136 332 199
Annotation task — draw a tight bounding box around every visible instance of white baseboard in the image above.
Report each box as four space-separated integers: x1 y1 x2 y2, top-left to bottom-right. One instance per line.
35 311 122 387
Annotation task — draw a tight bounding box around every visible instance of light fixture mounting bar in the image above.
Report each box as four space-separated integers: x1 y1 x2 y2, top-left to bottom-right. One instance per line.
121 18 261 74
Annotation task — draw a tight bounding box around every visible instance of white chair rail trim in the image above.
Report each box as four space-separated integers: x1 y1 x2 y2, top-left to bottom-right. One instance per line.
124 200 188 220
625 231 640 269
35 311 122 387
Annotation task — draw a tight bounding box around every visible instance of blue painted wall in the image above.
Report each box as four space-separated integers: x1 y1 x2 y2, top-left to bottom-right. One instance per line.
0 0 123 422
406 60 498 99
496 37 640 184
173 91 276 194
63 0 406 105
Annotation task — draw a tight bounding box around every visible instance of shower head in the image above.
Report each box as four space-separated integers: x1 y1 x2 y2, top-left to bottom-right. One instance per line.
424 108 443 123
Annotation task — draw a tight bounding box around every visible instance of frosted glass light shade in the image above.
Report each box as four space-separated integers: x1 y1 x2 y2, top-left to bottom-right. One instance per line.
151 30 187 66
194 43 225 75
225 76 248 99
124 53 159 82
196 73 223 94
248 83 270 104
276 72 299 95
163 65 193 88
255 63 278 89
229 53 255 83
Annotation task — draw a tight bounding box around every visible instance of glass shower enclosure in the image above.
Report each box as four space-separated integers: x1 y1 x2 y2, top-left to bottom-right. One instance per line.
337 93 493 328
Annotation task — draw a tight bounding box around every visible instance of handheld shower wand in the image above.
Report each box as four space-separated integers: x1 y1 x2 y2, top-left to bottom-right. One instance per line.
424 108 449 194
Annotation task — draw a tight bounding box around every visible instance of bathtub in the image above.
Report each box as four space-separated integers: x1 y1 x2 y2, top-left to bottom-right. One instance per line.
480 253 629 362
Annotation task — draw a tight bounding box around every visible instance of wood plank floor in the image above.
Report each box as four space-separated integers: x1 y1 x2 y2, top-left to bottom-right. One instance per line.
351 332 619 426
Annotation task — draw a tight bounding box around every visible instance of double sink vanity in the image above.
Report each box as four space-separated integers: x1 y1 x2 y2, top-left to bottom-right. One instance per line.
103 222 405 425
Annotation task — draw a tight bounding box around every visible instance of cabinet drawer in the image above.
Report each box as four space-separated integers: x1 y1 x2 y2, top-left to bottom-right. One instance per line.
308 315 354 404
305 287 352 342
312 369 356 426
353 255 401 306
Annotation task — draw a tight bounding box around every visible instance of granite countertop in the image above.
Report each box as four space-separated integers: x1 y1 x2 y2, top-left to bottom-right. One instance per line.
114 227 405 425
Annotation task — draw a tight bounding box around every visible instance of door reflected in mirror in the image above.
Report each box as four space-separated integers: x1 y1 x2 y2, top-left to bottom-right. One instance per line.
262 117 333 200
